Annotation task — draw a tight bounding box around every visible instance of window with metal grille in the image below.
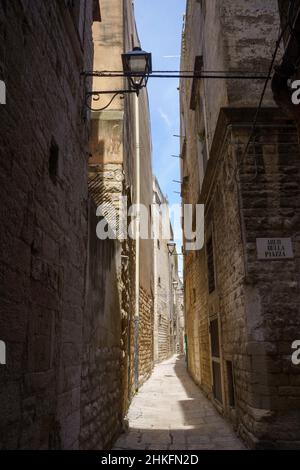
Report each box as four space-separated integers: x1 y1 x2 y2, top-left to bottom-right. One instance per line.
206 236 215 293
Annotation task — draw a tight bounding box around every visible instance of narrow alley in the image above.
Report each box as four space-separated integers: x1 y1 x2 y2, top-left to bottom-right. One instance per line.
114 356 245 451
1 0 300 457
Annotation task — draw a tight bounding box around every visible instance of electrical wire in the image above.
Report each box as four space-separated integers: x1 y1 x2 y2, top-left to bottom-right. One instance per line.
85 71 269 80
85 69 269 75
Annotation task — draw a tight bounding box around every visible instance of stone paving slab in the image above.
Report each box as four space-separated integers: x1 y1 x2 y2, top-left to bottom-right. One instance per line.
113 355 246 450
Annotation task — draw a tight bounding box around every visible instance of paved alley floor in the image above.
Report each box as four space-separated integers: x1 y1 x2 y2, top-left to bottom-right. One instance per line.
114 355 245 450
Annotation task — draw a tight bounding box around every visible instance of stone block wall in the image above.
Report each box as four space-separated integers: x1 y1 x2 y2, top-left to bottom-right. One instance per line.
181 0 300 449
237 121 300 448
184 109 300 449
0 0 94 449
184 252 212 395
120 218 136 410
79 198 123 450
152 177 175 364
157 314 171 363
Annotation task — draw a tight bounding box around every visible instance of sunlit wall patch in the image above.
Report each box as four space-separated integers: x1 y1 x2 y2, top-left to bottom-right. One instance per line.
0 80 6 105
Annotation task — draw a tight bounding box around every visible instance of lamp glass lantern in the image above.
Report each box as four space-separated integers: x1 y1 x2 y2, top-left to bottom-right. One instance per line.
122 47 152 92
167 241 176 256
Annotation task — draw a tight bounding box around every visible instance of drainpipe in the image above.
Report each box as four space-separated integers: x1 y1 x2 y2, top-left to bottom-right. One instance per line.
134 92 140 391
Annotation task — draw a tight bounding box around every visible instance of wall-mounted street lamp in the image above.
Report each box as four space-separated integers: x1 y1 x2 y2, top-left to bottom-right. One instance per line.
83 46 152 112
122 47 152 93
167 241 186 257
167 241 177 256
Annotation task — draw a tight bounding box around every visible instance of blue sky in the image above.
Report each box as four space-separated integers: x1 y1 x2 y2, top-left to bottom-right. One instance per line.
134 0 186 265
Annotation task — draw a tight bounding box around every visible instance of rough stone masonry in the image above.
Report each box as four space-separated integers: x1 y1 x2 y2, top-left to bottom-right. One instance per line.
0 0 95 449
181 0 300 449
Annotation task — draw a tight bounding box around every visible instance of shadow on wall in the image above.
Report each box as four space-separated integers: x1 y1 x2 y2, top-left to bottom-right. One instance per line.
80 198 123 450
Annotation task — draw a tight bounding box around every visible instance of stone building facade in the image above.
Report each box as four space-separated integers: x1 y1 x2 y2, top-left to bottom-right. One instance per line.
83 0 154 449
181 0 300 449
152 177 183 362
0 0 99 449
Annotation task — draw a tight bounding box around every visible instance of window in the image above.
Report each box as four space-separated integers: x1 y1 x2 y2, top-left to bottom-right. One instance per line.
206 237 215 293
226 361 235 408
210 319 223 404
210 319 220 357
190 56 203 111
198 127 208 173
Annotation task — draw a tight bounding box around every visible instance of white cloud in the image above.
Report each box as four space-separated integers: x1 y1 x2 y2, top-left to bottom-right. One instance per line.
158 108 172 129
